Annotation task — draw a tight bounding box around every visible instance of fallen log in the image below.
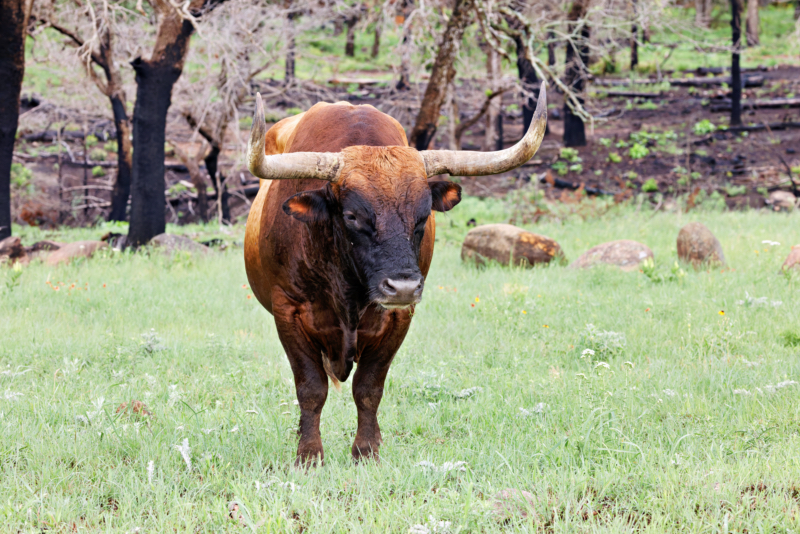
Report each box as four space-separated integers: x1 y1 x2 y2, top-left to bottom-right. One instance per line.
602 90 663 99
710 98 800 112
595 74 763 88
538 174 614 196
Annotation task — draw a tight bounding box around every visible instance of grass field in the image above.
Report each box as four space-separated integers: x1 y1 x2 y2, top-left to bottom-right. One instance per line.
2 201 799 532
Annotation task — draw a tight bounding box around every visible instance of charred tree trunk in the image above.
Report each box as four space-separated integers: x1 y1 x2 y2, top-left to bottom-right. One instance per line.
345 14 358 57
409 0 473 151
547 29 557 66
630 0 639 70
0 0 32 240
371 20 381 58
285 16 296 84
730 0 743 126
108 96 133 221
563 0 592 147
506 6 543 135
333 16 344 36
128 5 199 247
745 0 759 46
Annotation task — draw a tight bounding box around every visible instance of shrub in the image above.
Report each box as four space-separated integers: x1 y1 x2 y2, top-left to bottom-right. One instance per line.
607 152 622 163
693 119 716 135
642 178 659 192
90 148 107 161
91 165 106 177
629 143 649 159
10 163 33 189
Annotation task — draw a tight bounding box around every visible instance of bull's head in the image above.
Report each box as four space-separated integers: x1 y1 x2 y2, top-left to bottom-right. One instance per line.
246 87 547 308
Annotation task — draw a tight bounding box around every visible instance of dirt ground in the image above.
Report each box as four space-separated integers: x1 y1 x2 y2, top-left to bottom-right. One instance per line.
10 65 800 228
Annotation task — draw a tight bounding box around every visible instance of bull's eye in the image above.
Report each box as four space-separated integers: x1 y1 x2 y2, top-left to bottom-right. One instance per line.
343 212 357 224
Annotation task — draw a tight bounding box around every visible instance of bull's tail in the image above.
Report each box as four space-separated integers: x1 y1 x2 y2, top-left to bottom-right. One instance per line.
322 353 342 393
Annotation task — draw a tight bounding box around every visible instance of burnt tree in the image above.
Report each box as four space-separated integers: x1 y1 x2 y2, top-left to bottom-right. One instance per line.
730 0 743 126
0 0 33 240
630 0 639 70
128 0 210 247
395 0 414 90
563 0 592 147
745 0 759 46
502 4 543 134
409 0 473 151
44 17 134 222
344 12 359 57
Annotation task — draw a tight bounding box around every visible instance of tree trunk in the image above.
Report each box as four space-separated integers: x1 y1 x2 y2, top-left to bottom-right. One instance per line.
128 7 198 247
630 0 639 71
409 0 473 151
285 7 297 85
0 0 32 241
395 0 414 91
547 30 557 66
107 95 133 222
696 0 711 27
333 16 344 36
745 0 759 46
563 0 591 148
204 144 230 224
506 9 542 135
345 14 358 57
483 45 501 151
730 0 743 126
371 20 381 58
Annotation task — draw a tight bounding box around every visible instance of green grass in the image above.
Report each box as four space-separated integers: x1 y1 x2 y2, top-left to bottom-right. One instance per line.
2 201 800 532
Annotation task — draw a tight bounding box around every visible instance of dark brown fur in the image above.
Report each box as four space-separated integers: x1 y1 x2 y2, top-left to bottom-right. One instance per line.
244 102 456 464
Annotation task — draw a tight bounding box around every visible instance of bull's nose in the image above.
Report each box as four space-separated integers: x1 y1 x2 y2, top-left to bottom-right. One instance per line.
378 274 424 305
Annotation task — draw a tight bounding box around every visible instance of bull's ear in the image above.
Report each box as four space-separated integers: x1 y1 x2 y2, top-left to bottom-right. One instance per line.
429 180 462 212
282 189 330 223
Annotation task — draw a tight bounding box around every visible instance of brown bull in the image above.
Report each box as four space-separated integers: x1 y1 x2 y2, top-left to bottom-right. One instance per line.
244 86 547 464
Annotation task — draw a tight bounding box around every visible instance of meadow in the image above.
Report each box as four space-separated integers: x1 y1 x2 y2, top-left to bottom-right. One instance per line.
1 200 799 532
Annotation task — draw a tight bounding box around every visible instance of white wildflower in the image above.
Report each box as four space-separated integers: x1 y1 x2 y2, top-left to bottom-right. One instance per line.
733 389 751 396
0 367 31 378
410 516 452 534
761 240 780 246
581 348 595 358
175 438 192 471
147 461 154 484
201 427 217 435
2 390 23 401
111 370 124 380
594 362 610 370
453 386 482 399
167 385 182 407
143 373 157 388
736 292 783 308
623 361 635 369
229 425 239 433
663 389 677 397
763 380 798 394
415 460 467 474
409 525 430 534
63 358 83 376
428 402 439 410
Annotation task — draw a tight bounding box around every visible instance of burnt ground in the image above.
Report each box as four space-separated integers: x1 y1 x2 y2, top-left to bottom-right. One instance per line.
9 65 800 228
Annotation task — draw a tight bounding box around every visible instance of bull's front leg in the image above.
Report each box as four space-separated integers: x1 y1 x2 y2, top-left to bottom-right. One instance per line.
351 350 394 461
351 312 411 462
273 297 328 466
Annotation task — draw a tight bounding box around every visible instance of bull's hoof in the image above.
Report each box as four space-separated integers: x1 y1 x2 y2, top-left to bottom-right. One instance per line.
351 440 380 462
295 442 324 468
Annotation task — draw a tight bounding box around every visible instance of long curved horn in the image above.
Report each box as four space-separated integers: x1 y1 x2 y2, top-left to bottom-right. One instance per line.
247 93 342 182
421 82 548 177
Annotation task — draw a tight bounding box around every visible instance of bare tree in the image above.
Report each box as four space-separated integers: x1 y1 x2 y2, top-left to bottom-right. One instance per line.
563 0 592 147
745 0 759 46
730 0 743 126
0 0 34 240
695 0 711 28
35 1 136 222
483 44 503 151
128 0 222 246
395 0 415 90
409 0 474 151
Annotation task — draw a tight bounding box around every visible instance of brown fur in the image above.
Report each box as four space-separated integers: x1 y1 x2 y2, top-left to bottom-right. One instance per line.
244 102 441 465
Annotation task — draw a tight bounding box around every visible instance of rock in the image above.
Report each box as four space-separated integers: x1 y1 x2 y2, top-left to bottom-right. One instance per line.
569 240 653 271
782 245 800 272
492 489 538 522
29 240 64 252
0 236 28 265
677 222 725 268
149 233 210 254
45 240 108 266
461 224 563 267
767 190 797 212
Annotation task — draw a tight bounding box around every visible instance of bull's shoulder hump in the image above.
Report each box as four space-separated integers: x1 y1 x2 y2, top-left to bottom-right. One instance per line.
264 112 306 155
287 102 408 152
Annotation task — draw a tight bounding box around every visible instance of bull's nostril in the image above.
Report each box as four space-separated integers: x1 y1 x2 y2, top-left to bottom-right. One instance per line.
380 279 398 296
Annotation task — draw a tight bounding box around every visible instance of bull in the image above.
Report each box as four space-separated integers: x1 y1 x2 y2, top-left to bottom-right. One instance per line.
244 86 547 464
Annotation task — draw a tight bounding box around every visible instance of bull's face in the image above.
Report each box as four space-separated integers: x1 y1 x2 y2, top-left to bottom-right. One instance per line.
282 146 461 309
